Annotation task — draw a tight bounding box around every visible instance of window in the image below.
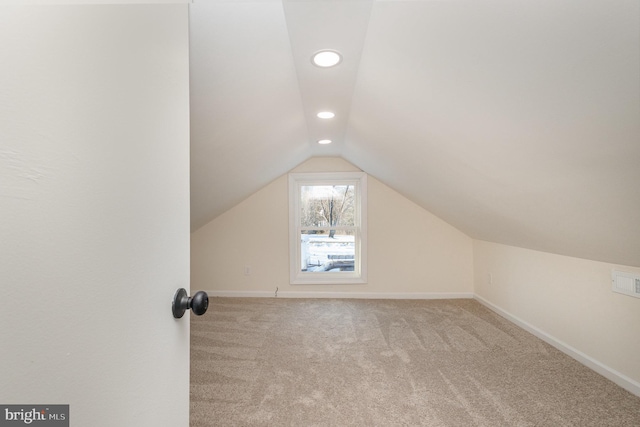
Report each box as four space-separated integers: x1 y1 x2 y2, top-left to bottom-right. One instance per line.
289 172 367 284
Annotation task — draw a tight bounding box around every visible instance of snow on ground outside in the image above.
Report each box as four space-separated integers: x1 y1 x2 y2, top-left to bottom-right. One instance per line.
302 234 354 271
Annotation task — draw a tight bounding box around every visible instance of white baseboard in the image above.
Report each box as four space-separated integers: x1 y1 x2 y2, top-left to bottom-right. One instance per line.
206 290 474 300
474 294 640 398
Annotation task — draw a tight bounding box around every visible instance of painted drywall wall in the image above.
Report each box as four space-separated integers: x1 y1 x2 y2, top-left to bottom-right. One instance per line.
191 157 473 297
474 240 640 391
0 5 190 426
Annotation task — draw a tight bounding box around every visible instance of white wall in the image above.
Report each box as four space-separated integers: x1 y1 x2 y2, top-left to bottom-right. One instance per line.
474 240 640 393
191 157 474 297
0 5 191 426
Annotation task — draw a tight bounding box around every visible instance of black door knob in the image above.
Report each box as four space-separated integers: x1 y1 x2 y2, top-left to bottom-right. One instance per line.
190 291 209 316
172 288 209 319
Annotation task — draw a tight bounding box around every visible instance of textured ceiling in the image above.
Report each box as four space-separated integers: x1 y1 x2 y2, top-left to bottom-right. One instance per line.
189 0 640 267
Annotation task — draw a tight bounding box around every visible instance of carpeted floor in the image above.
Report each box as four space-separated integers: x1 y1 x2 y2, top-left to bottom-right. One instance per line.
190 298 640 426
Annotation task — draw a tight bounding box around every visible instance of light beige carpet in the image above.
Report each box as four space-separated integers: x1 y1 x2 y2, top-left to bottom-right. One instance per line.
190 298 640 426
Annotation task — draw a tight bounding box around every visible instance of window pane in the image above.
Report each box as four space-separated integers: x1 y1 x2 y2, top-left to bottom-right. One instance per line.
300 185 355 228
300 230 355 272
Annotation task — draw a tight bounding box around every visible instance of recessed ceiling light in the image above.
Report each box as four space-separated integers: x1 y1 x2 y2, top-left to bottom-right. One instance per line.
317 139 332 145
312 50 342 68
317 111 335 119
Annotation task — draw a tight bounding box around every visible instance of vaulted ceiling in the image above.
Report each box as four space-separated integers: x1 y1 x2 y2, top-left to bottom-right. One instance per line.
189 0 640 268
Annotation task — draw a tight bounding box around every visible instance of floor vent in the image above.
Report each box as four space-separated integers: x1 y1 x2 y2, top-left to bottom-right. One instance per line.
611 270 640 299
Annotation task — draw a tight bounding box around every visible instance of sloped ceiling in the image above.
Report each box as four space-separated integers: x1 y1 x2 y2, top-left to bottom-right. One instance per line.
190 0 640 267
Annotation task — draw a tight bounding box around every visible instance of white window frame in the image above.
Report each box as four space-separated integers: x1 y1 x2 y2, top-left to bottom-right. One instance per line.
288 172 367 285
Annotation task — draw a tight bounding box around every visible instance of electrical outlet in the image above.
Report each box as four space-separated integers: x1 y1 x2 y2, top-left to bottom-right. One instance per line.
244 265 251 276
